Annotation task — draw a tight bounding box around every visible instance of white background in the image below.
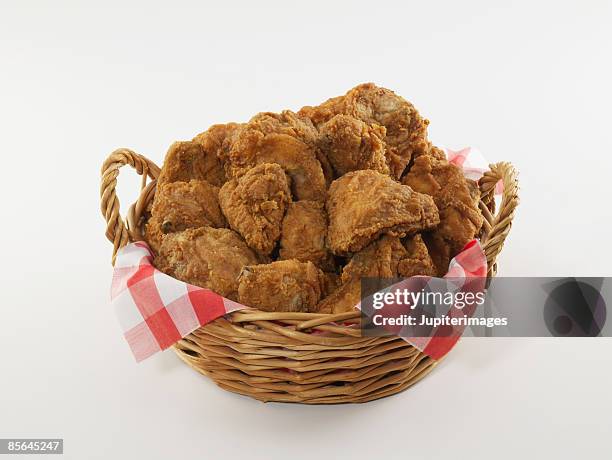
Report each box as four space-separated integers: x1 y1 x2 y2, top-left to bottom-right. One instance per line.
1 1 611 459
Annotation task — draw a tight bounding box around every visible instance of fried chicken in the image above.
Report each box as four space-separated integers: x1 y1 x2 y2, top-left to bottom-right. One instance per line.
398 234 436 278
143 180 226 253
192 122 242 166
422 232 452 277
143 84 486 315
237 259 325 312
317 115 390 176
154 227 260 300
326 170 440 254
315 236 406 314
158 140 222 188
226 112 328 201
279 200 334 270
342 235 407 282
245 111 335 185
315 280 361 314
219 163 291 255
299 83 430 179
402 154 483 275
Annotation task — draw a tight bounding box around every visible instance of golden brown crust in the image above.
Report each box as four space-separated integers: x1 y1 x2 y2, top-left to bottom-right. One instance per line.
279 200 334 270
227 122 327 202
192 122 242 173
143 180 226 253
300 83 430 179
342 235 407 282
403 155 483 262
154 227 260 300
219 163 291 255
315 280 361 314
158 139 225 188
326 170 440 254
237 259 325 312
398 234 437 278
318 115 389 176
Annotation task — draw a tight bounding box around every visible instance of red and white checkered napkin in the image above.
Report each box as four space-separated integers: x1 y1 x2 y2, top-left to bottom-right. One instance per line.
111 241 246 362
110 146 492 362
444 146 503 194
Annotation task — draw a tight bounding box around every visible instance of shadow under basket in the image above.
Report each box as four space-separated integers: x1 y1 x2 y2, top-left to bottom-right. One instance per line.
100 149 519 404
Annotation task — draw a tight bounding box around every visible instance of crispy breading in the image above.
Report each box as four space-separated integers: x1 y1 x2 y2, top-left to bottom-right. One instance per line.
326 170 440 254
315 236 407 314
342 235 407 282
279 200 334 270
403 154 483 272
154 227 260 300
318 115 389 176
398 234 437 278
299 83 430 178
143 180 226 253
237 259 325 312
225 112 328 201
192 122 242 171
315 280 361 314
219 163 291 255
158 138 224 189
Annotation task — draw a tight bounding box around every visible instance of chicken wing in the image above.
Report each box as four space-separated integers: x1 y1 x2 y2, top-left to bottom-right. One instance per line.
279 200 334 270
317 114 389 176
143 179 226 253
219 163 291 255
154 227 260 300
402 154 483 273
326 170 440 254
300 83 430 179
237 259 325 312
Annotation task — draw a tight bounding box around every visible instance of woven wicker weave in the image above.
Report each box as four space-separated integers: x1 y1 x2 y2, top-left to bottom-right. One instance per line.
100 149 519 404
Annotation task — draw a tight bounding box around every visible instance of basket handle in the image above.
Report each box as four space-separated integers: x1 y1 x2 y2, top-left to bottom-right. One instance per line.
100 148 161 265
478 162 519 275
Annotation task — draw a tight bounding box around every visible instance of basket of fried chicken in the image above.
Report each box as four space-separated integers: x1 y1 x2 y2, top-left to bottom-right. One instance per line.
100 83 518 404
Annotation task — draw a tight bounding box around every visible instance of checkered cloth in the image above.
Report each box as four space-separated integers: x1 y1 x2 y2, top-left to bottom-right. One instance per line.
110 147 494 362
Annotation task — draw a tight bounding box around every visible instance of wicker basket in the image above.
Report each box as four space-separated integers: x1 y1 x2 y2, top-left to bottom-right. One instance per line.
100 149 519 404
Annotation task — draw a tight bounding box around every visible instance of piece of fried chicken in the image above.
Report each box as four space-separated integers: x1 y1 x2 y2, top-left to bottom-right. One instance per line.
154 227 260 300
279 200 334 270
326 170 440 254
192 122 242 168
317 114 390 176
316 236 406 314
237 259 325 312
143 180 226 253
403 154 483 275
300 83 430 179
398 234 437 278
157 132 228 189
226 111 328 201
219 163 292 255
